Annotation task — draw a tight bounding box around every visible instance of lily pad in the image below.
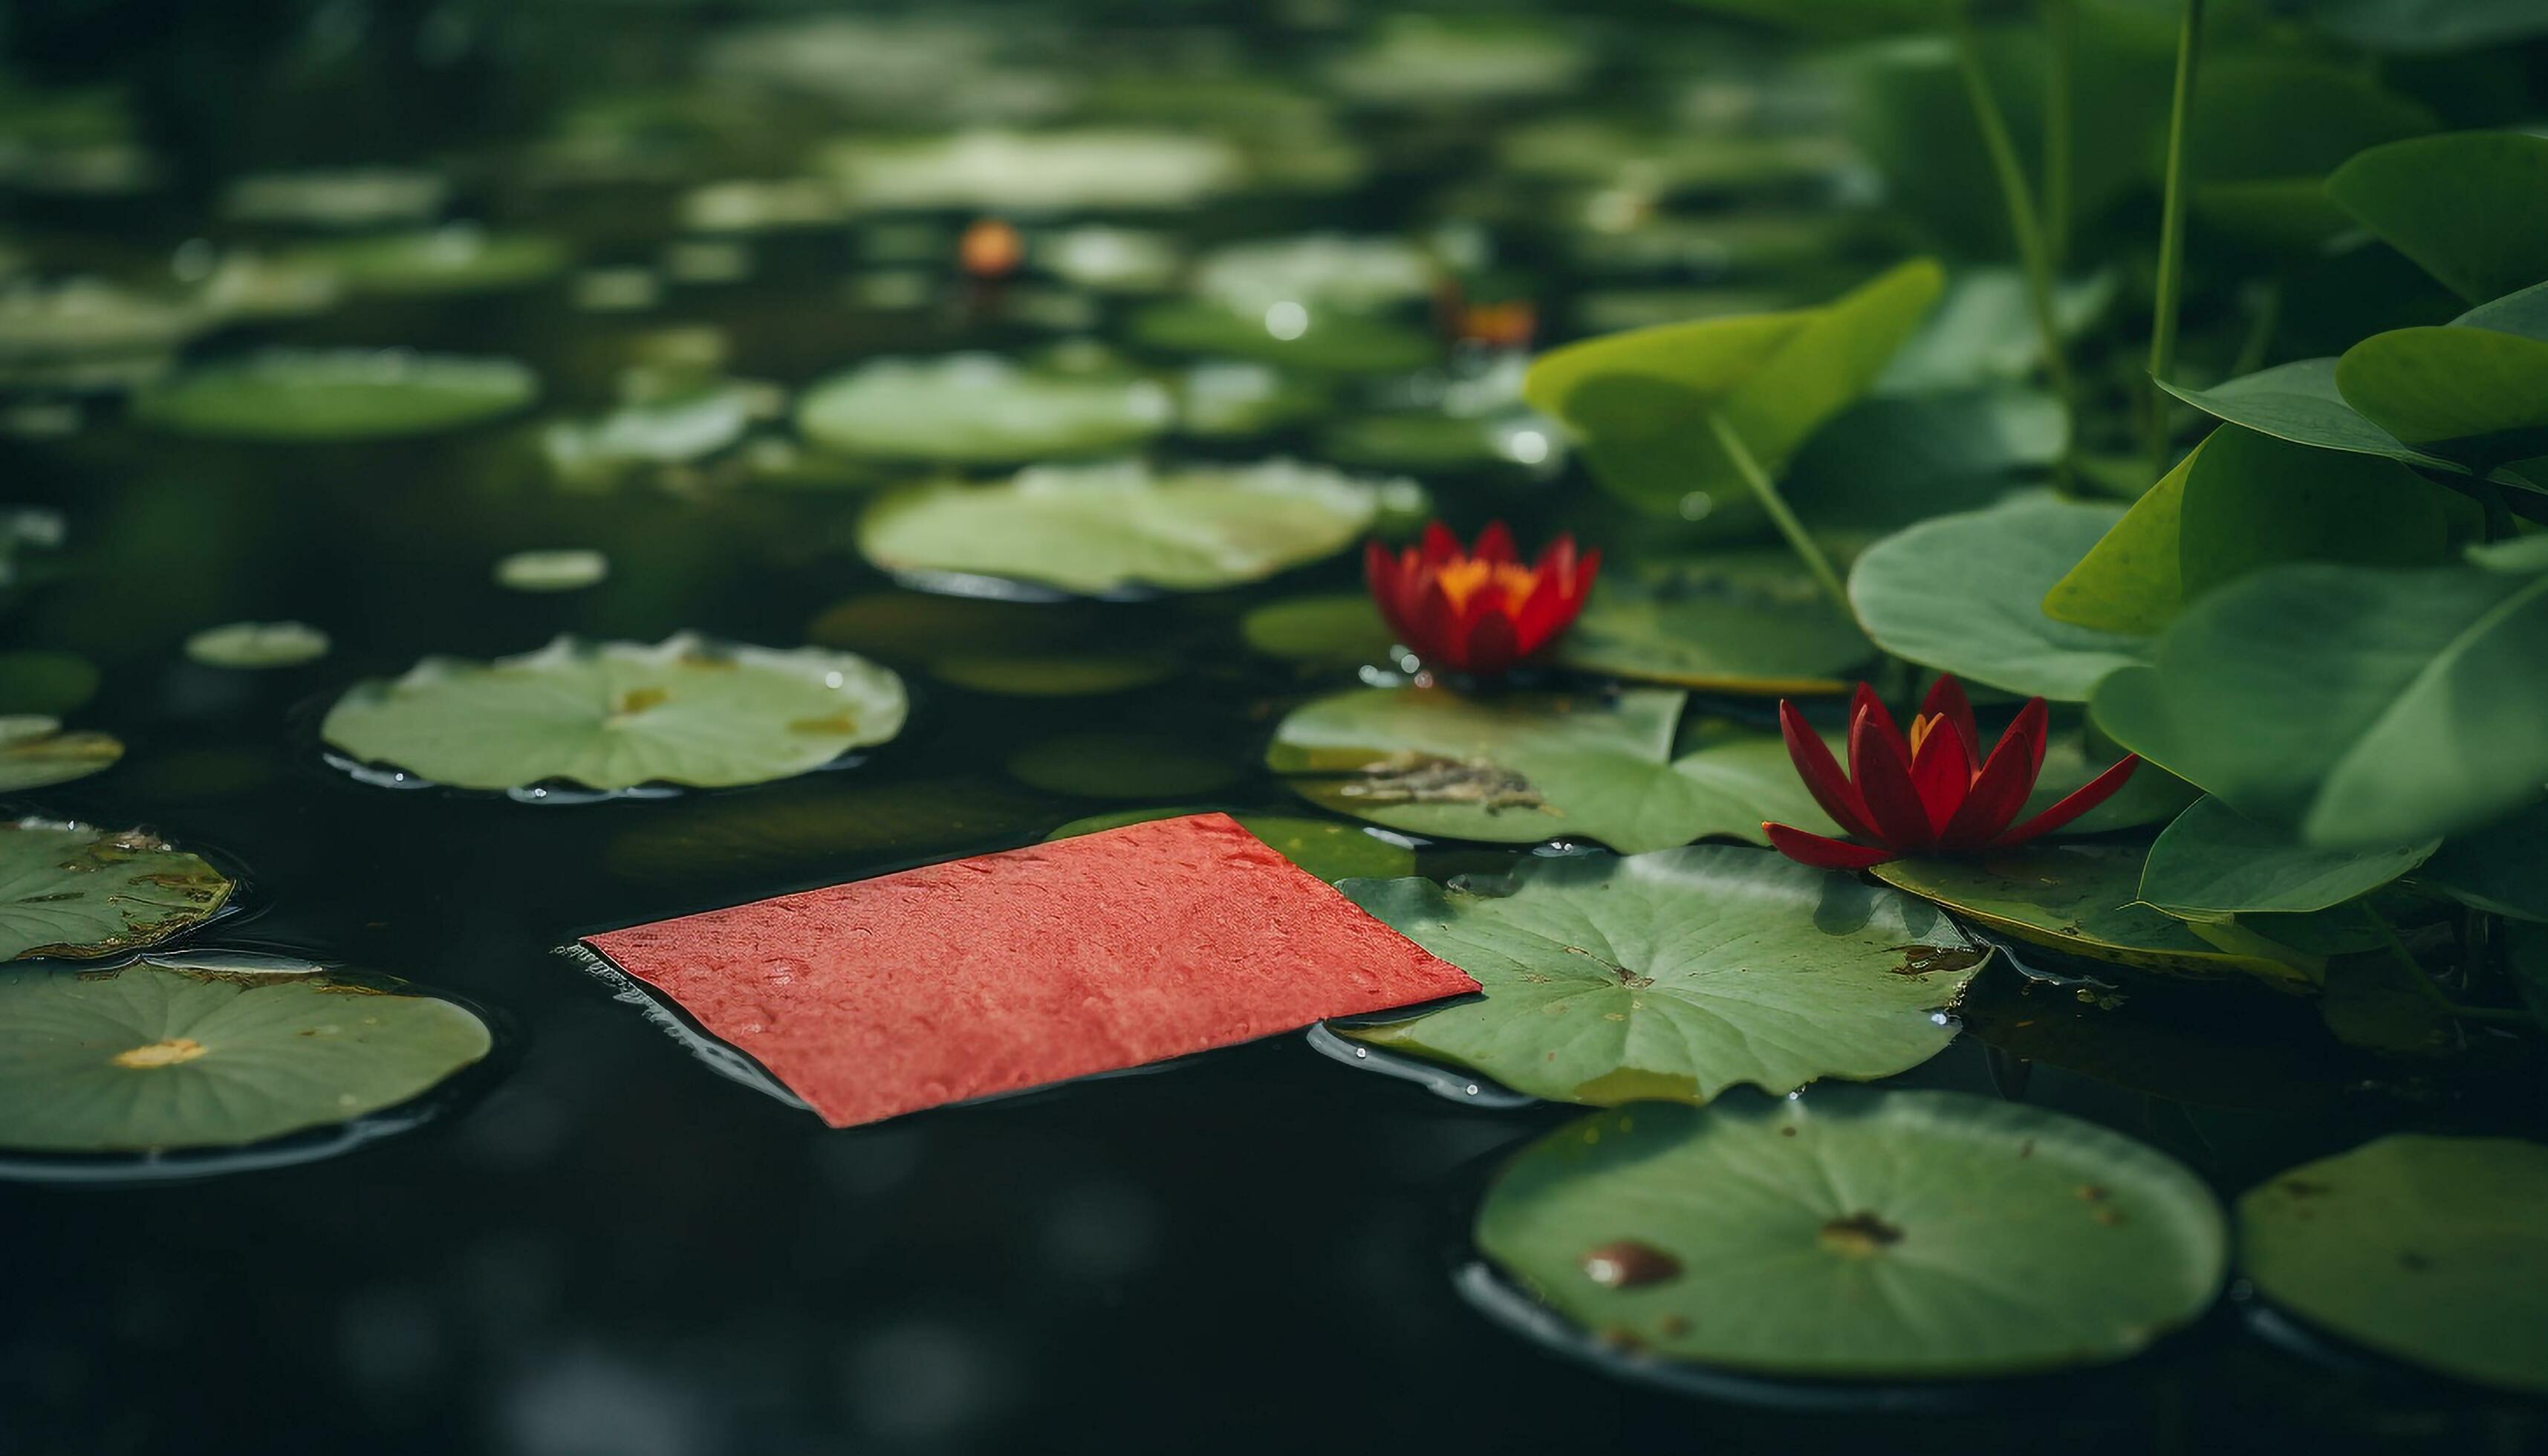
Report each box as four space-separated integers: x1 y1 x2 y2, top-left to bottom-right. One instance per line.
1871 846 2315 988
322 635 906 793
1267 686 1840 855
494 549 609 593
2327 131 2548 304
0 957 490 1153
2240 1136 2548 1394
2140 797 2437 921
796 355 1172 464
221 167 449 228
818 129 1245 213
1475 1091 2227 1378
1189 233 1440 316
1344 847 1985 1105
184 621 328 669
1240 593 1395 668
1553 551 1872 694
0 717 120 791
1048 807 1412 883
857 460 1410 597
132 349 538 442
1850 495 2149 701
1128 299 1439 374
285 226 568 296
1325 16 1586 107
0 819 234 962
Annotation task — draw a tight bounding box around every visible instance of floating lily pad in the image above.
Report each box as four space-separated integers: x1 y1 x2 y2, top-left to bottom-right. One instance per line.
1554 552 1871 694
222 168 449 229
0 820 233 962
1475 1091 2227 1378
1189 233 1440 316
818 129 1246 213
184 621 328 669
1128 298 1439 374
2240 1136 2548 1394
0 717 120 790
322 635 906 793
796 355 1171 464
1268 686 1840 854
1176 361 1329 439
1850 496 2150 701
1871 846 2315 988
285 227 568 296
494 549 608 593
929 652 1172 697
132 349 538 441
543 383 763 486
1326 16 1587 107
0 957 490 1153
1345 847 1984 1105
1240 593 1395 667
857 460 1410 597
1006 732 1240 799
1048 807 1412 883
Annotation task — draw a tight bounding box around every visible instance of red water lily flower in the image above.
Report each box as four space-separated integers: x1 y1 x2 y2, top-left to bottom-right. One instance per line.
1365 521 1599 677
1762 675 2141 871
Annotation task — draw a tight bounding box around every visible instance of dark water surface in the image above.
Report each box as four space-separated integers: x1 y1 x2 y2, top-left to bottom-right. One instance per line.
1 3 2544 1452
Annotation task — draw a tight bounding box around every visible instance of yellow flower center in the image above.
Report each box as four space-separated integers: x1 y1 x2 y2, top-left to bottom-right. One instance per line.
112 1036 207 1069
1431 559 1543 616
1907 712 1943 757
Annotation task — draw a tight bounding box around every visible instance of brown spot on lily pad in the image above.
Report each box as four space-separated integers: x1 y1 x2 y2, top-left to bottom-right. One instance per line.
1818 1210 1905 1257
1579 1239 1682 1290
1894 943 1987 977
1334 753 1548 812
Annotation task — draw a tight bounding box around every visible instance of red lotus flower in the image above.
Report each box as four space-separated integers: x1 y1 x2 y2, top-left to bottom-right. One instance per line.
1365 521 1599 677
1763 675 2140 871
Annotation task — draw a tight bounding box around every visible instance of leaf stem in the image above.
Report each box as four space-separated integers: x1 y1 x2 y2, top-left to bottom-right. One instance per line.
2146 0 2207 474
1702 407 1851 614
2362 905 2533 1027
1948 5 2076 487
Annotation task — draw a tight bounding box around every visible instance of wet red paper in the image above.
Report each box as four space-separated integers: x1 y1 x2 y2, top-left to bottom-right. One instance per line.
582 813 1477 1127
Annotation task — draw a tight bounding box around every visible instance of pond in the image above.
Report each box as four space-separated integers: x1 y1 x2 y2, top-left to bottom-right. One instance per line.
3 1 2546 1452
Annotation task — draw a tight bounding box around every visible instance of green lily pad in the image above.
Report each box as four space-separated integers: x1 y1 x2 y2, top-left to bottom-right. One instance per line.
2337 324 2548 469
494 549 609 593
1325 16 1585 107
0 717 120 791
2240 1136 2548 1394
0 957 490 1153
1128 299 1439 374
2140 797 2437 921
1240 593 1395 668
1554 552 1873 694
0 820 234 962
797 355 1172 465
1475 1091 2227 1378
132 349 539 442
2090 553 2548 848
1524 259 1943 525
1267 686 1839 855
929 652 1172 697
1047 807 1413 883
1871 846 2316 988
1850 495 2149 701
1344 847 1984 1105
285 227 568 296
2155 360 2460 474
184 621 329 669
0 651 98 713
322 635 907 793
1189 233 1439 315
1006 732 1240 800
543 383 764 486
857 461 1410 597
2327 132 2548 304
816 129 1246 213
1176 362 1330 439
221 167 449 228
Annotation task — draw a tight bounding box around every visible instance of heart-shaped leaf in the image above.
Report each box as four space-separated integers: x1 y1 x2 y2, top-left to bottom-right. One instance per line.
2328 131 2548 303
2336 323 2548 469
133 349 538 442
2141 796 2437 920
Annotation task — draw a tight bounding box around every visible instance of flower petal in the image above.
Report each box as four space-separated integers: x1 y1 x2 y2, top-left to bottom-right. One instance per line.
1461 608 1520 677
1920 675 1983 766
1778 700 1874 839
1994 755 2142 847
1472 521 1517 564
1937 698 2048 848
1849 708 1934 851
1909 715 1975 833
1420 521 1463 564
1763 822 1897 871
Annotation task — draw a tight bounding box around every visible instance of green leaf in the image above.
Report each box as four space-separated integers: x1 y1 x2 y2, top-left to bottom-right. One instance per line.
1871 845 2318 988
184 621 329 669
2416 799 2548 922
322 634 907 793
1047 809 1413 883
2337 323 2548 468
2140 796 2437 920
2328 132 2548 304
1475 1091 2226 1377
1342 846 1985 1105
284 227 569 296
1784 387 2068 531
1552 551 1873 694
0 715 120 791
1128 299 1439 374
1850 495 2150 700
1267 686 1839 854
856 461 1404 596
0 957 490 1153
2025 729 2200 834
2240 1136 2548 1394
2047 426 2459 634
132 349 538 442
1239 593 1394 668
1523 259 1943 524
1876 269 2116 393
2155 360 2461 473
797 355 1171 464
2090 555 2548 847
2185 60 2434 251
0 819 234 963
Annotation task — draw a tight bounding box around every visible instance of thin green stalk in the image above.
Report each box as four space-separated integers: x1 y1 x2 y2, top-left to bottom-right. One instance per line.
1948 6 2076 482
1703 408 1850 614
2043 0 2077 270
2146 0 2206 472
2363 906 2533 1027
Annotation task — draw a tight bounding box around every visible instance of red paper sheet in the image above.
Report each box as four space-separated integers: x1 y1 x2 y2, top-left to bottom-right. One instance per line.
582 813 1478 1127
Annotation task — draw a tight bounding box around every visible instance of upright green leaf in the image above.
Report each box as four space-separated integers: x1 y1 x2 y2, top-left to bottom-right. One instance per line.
2156 360 2458 472
2328 132 2548 304
2337 324 2548 469
2141 796 2437 920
